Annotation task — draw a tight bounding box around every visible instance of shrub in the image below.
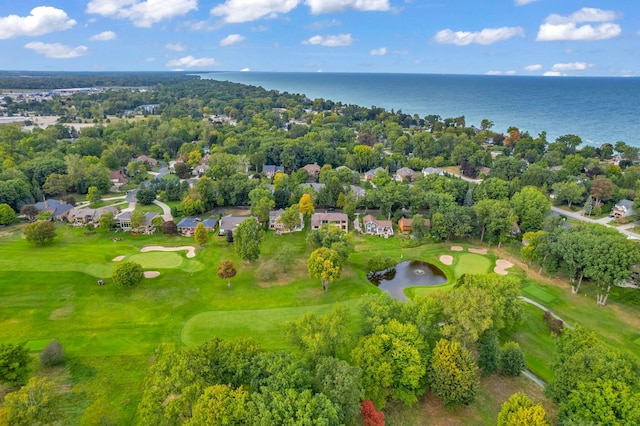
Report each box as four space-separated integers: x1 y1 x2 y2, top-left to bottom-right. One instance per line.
24 221 57 246
112 261 144 287
501 342 525 376
361 400 385 426
162 220 178 235
40 340 65 367
543 310 564 335
255 261 278 281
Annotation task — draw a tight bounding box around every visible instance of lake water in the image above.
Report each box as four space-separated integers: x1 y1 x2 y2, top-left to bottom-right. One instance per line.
368 260 447 301
201 72 640 147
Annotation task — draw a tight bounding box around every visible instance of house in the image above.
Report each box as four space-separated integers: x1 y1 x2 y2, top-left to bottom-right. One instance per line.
269 209 304 233
302 163 322 181
422 167 444 176
262 165 284 179
34 199 73 220
364 167 385 181
398 217 430 234
177 217 218 236
109 170 128 191
610 199 635 219
115 211 159 234
349 185 366 200
192 164 209 177
394 167 416 182
310 212 349 233
362 215 394 237
136 155 158 167
67 206 119 225
218 215 256 236
479 167 492 176
300 183 325 193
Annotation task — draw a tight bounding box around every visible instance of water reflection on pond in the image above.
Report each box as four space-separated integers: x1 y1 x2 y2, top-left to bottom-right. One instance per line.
368 260 447 301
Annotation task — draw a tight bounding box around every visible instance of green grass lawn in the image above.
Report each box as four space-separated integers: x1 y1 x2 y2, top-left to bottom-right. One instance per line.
0 225 637 424
134 203 163 214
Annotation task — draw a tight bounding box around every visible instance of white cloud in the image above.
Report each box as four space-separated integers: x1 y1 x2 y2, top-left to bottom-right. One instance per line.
89 31 117 41
486 71 502 75
145 57 156 62
211 0 299 23
24 42 88 59
524 64 542 71
537 22 621 41
537 8 621 41
505 70 517 75
551 62 592 71
305 0 389 14
303 33 353 46
166 55 220 68
165 42 187 51
220 34 246 46
241 67 251 71
306 19 341 30
0 6 76 39
434 27 524 46
370 47 387 56
87 0 197 28
515 0 537 5
543 71 565 77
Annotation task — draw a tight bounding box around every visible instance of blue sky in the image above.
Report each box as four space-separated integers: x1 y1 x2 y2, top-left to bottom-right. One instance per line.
0 0 638 76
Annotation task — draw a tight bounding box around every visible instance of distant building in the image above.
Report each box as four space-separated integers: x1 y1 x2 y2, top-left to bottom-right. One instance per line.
310 212 349 233
218 215 256 236
422 167 444 176
136 155 158 167
68 206 119 225
611 199 635 219
34 199 74 221
115 211 158 234
364 167 385 181
177 217 217 236
269 209 304 233
262 165 284 179
394 167 416 182
362 215 394 237
302 163 322 181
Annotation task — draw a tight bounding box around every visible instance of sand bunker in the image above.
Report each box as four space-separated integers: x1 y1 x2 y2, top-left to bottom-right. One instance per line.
450 246 463 251
112 255 125 262
140 245 196 258
468 248 488 254
494 259 514 275
439 255 454 266
144 271 160 278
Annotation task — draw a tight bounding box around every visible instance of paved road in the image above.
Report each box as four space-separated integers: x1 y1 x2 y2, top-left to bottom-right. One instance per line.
551 206 640 240
153 200 173 222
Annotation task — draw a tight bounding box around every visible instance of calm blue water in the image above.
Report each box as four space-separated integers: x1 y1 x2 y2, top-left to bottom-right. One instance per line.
201 72 640 147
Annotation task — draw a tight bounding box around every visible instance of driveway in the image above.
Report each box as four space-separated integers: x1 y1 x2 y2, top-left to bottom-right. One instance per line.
153 200 173 222
551 206 640 240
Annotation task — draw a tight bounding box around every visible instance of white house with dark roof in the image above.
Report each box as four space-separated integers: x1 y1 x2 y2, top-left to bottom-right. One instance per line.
362 214 394 237
269 209 304 233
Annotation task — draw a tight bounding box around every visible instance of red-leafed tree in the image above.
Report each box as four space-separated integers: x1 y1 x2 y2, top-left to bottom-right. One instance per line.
361 400 385 426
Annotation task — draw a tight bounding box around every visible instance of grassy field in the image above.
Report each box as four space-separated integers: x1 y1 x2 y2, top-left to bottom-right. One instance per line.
0 225 637 424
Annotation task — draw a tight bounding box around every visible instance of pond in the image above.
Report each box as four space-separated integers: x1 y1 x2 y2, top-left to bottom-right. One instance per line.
368 260 447 301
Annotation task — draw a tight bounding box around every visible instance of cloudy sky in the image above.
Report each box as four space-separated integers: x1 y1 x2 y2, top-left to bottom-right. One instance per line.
0 0 638 76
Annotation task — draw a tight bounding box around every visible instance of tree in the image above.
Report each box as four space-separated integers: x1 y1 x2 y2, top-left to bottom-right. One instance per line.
217 259 237 287
99 211 115 231
590 177 615 206
233 218 263 262
194 222 208 246
0 343 30 386
511 186 551 233
501 341 525 376
136 187 156 205
352 320 428 409
429 339 479 407
473 198 515 245
248 387 340 425
87 186 102 206
439 286 494 347
24 221 57 246
361 400 385 426
307 224 351 261
497 393 550 426
299 193 315 216
477 328 500 376
130 210 146 233
162 220 178 235
111 261 144 287
40 339 65 367
552 181 585 208
559 379 640 425
284 306 349 359
315 356 364 425
4 377 60 426
20 204 39 222
185 384 249 426
411 214 428 241
308 247 342 292
0 203 16 225
277 205 302 233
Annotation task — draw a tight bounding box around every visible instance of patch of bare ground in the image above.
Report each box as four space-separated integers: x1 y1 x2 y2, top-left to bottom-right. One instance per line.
450 245 463 251
144 271 160 278
385 375 557 425
468 248 488 254
255 258 308 288
112 255 125 262
494 259 514 275
49 305 73 320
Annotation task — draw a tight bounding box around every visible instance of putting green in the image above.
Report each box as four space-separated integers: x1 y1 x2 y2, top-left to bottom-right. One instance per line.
125 252 184 269
634 337 640 346
454 253 492 276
